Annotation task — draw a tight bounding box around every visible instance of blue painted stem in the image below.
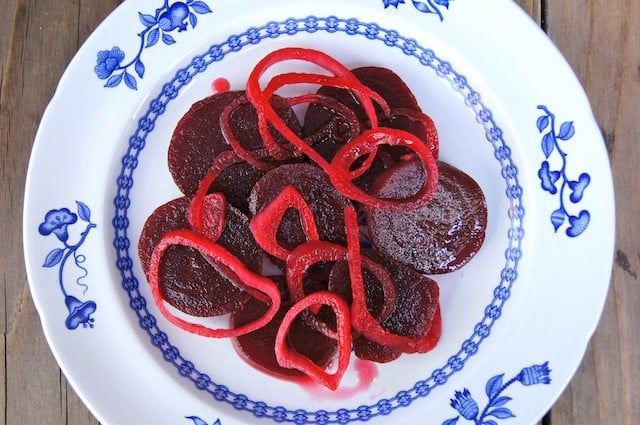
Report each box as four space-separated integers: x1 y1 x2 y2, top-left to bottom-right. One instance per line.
57 223 96 296
537 105 570 217
475 376 519 425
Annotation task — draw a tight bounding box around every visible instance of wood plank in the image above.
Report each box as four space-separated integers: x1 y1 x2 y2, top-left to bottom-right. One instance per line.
515 0 543 25
1 0 118 424
545 0 640 424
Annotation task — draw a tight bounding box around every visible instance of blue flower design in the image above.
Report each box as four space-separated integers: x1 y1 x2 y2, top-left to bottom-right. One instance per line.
64 295 97 330
93 0 212 90
186 416 221 425
450 389 479 420
39 202 97 330
517 362 551 386
442 362 551 425
538 161 560 195
382 0 453 20
383 0 406 8
94 47 125 79
38 208 78 242
536 105 591 237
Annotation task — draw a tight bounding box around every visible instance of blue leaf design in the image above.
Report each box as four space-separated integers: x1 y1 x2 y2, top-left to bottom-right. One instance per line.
557 121 576 140
536 115 549 132
76 201 91 222
138 12 157 27
541 132 555 158
489 395 512 408
135 60 145 78
487 407 515 419
485 374 503 398
104 73 123 87
213 420 222 425
162 33 176 45
43 248 65 267
551 208 565 232
189 12 198 28
482 420 498 425
434 0 450 6
146 28 160 47
124 72 138 90
566 210 590 237
412 1 434 13
568 173 590 203
185 417 209 425
190 1 213 14
442 418 459 425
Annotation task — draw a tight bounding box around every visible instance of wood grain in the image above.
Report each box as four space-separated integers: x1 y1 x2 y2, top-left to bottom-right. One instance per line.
545 1 640 424
1 1 636 424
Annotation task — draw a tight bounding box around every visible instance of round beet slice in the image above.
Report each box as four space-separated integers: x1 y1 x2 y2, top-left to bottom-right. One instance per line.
353 251 440 356
302 67 437 190
248 163 351 250
232 297 337 379
138 196 263 316
365 159 487 274
168 90 301 196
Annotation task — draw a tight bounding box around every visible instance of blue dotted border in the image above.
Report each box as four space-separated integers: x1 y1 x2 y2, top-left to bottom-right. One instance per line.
112 16 524 424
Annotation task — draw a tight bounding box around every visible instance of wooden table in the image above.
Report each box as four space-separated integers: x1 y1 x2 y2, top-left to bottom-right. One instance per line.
1 1 637 424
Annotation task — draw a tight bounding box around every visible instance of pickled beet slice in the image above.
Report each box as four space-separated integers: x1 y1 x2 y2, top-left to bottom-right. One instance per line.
168 90 300 196
303 67 436 166
353 251 441 357
365 158 487 274
231 297 337 379
274 291 352 390
138 196 262 316
248 163 351 251
149 229 281 337
353 336 401 363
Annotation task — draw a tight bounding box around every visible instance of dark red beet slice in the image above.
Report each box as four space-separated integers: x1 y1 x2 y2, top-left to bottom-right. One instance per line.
353 336 402 363
353 252 440 358
248 163 351 251
303 67 423 155
328 260 387 320
365 158 487 274
168 90 301 197
232 297 337 379
138 196 263 316
302 67 436 189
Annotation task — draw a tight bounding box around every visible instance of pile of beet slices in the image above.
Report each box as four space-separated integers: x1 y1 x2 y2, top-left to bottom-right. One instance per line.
138 48 488 390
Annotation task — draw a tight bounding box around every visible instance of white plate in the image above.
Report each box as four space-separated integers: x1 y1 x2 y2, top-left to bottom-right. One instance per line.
23 1 615 424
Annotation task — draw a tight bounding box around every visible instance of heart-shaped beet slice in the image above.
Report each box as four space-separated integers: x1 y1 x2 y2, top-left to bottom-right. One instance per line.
138 196 263 316
248 163 351 251
365 158 487 274
231 297 338 379
168 90 301 199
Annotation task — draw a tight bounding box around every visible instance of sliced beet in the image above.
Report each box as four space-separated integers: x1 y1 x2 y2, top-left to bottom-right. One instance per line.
138 196 263 316
168 90 301 197
365 159 487 274
248 163 351 251
302 67 437 190
328 260 387 321
353 336 402 363
232 297 337 379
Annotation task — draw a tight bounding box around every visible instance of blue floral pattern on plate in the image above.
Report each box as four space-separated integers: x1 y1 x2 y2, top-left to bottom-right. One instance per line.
536 105 591 237
382 0 453 21
186 416 222 425
38 201 97 330
94 0 212 89
112 15 525 424
442 362 551 425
